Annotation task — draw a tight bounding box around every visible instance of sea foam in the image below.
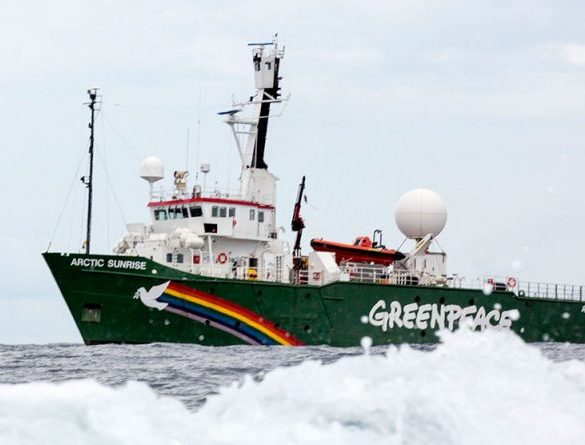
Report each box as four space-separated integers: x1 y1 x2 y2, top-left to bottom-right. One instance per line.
1 329 585 445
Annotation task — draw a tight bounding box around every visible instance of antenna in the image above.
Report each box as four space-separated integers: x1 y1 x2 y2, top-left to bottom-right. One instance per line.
81 88 101 255
195 88 202 181
185 128 190 171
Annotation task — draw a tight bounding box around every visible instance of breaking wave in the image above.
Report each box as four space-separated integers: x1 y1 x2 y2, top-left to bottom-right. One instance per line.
2 329 585 445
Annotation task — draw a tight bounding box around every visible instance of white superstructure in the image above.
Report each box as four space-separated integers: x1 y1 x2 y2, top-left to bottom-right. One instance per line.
113 39 451 288
114 37 292 282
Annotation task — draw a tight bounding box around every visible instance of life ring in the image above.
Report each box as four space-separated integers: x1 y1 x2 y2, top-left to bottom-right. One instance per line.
216 253 228 264
507 277 517 288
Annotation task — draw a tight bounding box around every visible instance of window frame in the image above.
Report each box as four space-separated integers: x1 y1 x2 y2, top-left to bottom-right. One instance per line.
154 209 167 221
190 206 203 217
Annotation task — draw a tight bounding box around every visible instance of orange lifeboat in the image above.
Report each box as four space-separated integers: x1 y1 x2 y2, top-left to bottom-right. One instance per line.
310 236 405 266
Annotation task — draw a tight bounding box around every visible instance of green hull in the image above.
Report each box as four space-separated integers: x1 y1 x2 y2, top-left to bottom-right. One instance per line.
43 253 585 346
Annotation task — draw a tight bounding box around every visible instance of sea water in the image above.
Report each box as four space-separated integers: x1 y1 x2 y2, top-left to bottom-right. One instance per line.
1 330 585 445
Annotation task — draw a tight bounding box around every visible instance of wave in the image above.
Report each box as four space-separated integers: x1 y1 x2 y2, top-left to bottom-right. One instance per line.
1 329 585 445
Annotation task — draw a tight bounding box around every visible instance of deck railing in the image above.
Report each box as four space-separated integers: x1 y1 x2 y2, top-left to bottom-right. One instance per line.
518 281 585 302
150 186 244 203
332 263 585 303
196 261 584 303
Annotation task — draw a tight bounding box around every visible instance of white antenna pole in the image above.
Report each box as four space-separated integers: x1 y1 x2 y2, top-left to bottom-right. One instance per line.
195 88 202 181
185 128 190 172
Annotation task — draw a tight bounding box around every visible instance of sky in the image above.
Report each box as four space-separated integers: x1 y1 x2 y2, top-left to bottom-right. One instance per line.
0 0 584 343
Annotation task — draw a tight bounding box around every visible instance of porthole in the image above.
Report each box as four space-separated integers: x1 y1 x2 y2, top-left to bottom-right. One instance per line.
81 304 101 323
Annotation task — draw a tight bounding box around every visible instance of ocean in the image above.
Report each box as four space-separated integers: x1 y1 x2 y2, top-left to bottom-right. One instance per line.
1 330 585 444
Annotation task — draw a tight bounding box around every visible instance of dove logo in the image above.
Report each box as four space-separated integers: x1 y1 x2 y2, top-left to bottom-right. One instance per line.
134 281 170 311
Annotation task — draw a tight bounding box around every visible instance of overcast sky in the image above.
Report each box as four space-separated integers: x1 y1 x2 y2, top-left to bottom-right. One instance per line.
1 0 584 343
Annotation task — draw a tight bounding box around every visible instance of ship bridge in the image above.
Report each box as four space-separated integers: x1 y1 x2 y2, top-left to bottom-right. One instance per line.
147 193 276 240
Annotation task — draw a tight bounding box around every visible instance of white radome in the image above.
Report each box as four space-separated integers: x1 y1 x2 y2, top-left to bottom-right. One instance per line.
200 162 211 174
395 188 447 239
140 156 164 183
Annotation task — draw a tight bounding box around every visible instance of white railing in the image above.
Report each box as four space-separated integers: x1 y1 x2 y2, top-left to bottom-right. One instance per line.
338 262 448 287
150 186 244 202
196 265 287 283
194 260 584 302
311 263 585 303
518 281 585 302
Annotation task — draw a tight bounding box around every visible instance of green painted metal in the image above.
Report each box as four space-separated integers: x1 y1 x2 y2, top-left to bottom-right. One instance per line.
43 252 585 346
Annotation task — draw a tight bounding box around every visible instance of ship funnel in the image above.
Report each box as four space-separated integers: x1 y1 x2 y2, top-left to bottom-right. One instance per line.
140 156 164 183
395 188 447 240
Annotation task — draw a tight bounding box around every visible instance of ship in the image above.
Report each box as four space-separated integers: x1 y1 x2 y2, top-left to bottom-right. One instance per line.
44 37 585 346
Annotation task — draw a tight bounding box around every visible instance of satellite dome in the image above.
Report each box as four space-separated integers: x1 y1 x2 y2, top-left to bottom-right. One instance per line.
395 188 447 239
140 156 164 183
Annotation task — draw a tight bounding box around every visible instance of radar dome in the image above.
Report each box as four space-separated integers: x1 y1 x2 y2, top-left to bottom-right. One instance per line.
140 156 164 183
395 188 447 239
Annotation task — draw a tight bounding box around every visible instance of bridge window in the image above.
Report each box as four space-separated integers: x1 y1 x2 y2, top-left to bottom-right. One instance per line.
168 207 183 219
219 207 227 218
228 207 236 217
258 211 264 223
176 253 184 264
211 206 219 217
181 207 189 218
190 206 203 217
154 209 168 221
249 209 255 221
166 253 173 262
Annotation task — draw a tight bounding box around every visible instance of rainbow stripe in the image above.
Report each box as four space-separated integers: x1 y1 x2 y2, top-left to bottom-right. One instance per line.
158 282 303 346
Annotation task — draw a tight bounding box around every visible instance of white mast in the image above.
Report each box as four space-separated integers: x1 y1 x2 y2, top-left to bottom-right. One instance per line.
219 35 288 206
